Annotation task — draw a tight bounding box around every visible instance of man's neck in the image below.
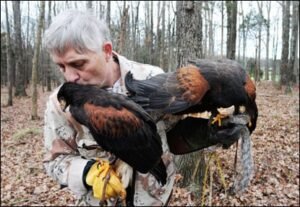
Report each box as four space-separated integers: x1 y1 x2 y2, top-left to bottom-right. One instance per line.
109 57 121 87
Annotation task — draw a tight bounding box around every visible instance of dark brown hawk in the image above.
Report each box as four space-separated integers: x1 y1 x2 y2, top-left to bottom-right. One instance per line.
125 59 258 154
57 82 167 185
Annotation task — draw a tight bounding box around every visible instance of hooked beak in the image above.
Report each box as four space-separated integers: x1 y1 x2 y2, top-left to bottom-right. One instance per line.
59 99 67 112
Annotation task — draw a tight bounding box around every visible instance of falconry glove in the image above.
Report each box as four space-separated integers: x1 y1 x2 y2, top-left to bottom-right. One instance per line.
166 114 251 154
83 159 127 204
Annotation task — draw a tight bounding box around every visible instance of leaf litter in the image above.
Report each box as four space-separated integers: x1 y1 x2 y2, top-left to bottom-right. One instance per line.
1 82 299 206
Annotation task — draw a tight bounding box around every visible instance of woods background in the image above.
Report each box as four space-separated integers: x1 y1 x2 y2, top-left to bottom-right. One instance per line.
1 1 299 103
1 1 299 206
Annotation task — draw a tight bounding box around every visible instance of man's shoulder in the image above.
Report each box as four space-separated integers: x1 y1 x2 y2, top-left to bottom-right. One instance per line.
132 63 163 80
49 85 61 97
117 53 164 80
131 61 164 78
45 84 63 110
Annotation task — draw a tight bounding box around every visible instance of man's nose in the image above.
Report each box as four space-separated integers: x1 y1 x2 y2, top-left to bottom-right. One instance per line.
64 67 80 83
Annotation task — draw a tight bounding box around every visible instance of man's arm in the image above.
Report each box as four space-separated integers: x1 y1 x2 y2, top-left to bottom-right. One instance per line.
43 90 90 196
43 89 129 203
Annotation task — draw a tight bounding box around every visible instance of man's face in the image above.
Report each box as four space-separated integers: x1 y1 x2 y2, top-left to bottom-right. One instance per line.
51 47 111 86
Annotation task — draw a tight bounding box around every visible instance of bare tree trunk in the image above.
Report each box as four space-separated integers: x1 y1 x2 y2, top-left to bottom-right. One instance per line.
150 1 154 64
41 51 45 93
118 2 129 54
86 1 92 10
171 2 177 71
294 21 299 86
53 1 57 16
255 42 259 82
46 1 52 92
106 1 111 28
156 1 161 66
13 1 27 97
65 1 70 9
237 2 241 63
203 2 208 57
226 1 237 60
5 1 13 106
288 1 299 85
11 46 16 88
25 1 30 88
257 2 263 82
208 2 215 57
221 1 224 58
125 3 131 57
272 20 278 83
144 2 150 63
101 2 105 20
176 1 203 67
130 1 135 59
265 1 271 80
176 1 204 199
280 1 290 91
167 1 172 71
31 1 45 120
131 2 140 60
240 2 247 68
160 1 167 70
1 44 7 86
74 1 78 9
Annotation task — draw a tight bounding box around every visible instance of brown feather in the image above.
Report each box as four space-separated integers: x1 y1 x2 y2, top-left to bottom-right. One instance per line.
244 75 256 100
177 65 210 104
84 103 141 138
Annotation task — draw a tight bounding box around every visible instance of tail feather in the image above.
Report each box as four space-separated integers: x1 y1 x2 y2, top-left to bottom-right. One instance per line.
125 72 137 95
129 96 151 109
231 127 254 194
125 71 168 96
150 159 167 186
125 71 158 95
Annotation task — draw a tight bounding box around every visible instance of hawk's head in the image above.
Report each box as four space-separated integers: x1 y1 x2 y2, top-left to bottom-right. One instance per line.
57 83 74 112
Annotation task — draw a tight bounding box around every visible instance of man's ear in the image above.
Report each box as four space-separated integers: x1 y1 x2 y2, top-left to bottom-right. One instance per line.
103 42 112 62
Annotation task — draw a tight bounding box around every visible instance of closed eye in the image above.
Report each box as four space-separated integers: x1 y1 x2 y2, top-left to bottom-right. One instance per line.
70 60 86 70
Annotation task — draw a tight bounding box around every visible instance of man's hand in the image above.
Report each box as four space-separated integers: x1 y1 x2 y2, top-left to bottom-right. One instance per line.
209 124 246 149
167 114 251 154
209 114 251 149
85 160 127 203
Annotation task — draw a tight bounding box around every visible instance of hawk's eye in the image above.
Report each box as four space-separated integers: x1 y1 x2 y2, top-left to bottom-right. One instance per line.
59 98 67 111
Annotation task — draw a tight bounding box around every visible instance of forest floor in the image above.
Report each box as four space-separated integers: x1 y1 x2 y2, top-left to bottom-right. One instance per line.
1 81 299 206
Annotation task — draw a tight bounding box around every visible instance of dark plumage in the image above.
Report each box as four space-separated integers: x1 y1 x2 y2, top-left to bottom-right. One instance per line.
125 59 258 153
57 82 167 185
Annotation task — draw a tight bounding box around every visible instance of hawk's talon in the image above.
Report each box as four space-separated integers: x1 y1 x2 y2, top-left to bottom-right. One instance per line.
211 114 226 126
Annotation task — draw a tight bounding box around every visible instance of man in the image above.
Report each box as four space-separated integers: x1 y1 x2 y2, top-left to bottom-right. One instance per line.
43 10 175 206
43 9 246 206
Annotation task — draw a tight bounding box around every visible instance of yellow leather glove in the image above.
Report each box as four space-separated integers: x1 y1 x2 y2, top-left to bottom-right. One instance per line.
85 159 127 203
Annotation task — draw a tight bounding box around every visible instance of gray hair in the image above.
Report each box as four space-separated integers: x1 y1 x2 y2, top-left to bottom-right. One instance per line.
44 9 111 55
